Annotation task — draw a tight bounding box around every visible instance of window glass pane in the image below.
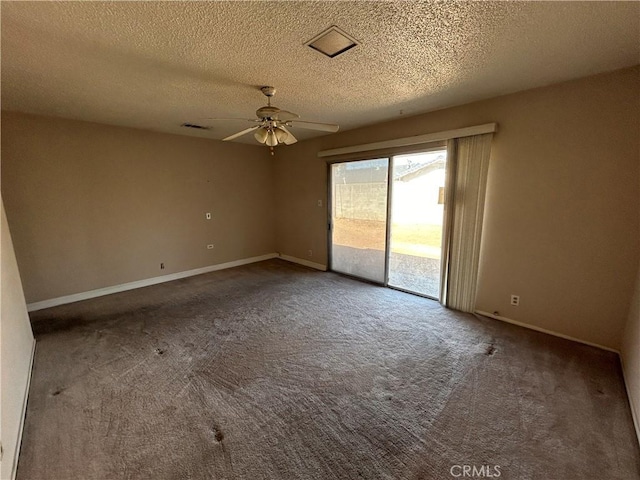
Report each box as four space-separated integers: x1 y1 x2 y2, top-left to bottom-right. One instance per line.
388 150 447 298
331 158 389 283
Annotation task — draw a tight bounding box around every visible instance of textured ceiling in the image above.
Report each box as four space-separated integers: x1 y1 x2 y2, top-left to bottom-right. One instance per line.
2 1 639 144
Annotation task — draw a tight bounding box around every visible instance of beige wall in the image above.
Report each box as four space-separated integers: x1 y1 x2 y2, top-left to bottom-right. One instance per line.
1 112 275 303
621 128 640 441
622 261 640 442
275 139 330 263
275 66 640 350
2 68 638 350
1 198 36 480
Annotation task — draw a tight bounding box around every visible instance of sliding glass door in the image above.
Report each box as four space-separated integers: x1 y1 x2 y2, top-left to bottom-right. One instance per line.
330 148 447 300
388 150 447 298
330 159 389 283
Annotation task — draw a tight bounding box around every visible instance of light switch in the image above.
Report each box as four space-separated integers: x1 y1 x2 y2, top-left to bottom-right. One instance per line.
206 213 211 220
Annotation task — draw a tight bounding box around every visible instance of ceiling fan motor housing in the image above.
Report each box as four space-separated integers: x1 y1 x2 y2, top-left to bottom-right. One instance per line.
256 106 280 119
261 86 276 97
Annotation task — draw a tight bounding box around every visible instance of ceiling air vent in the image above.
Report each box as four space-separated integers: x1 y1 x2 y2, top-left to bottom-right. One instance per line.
181 123 210 130
305 26 358 58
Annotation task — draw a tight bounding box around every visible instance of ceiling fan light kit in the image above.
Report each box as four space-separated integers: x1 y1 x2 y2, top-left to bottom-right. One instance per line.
253 127 268 143
274 127 289 143
210 86 339 153
266 130 279 147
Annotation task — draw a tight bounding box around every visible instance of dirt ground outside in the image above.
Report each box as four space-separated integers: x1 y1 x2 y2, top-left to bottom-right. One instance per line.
332 218 442 259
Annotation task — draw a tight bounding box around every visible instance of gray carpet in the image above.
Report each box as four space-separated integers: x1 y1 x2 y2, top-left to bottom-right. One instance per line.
20 259 640 479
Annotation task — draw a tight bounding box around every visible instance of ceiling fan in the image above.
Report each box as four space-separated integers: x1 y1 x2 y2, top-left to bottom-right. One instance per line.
209 86 339 151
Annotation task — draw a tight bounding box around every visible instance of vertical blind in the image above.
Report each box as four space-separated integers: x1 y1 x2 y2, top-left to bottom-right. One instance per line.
440 133 493 312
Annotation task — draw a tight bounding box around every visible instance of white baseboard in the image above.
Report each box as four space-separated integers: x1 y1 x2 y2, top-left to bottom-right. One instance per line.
279 254 327 271
10 338 36 480
474 310 619 353
620 356 640 446
27 253 279 312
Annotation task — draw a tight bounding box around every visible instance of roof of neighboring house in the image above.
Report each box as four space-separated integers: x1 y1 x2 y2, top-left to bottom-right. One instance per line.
334 156 445 184
394 156 446 182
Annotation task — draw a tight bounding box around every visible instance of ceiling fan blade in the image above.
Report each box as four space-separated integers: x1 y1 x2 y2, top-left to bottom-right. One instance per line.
222 126 260 141
277 110 299 121
280 126 297 145
288 120 339 133
205 118 260 123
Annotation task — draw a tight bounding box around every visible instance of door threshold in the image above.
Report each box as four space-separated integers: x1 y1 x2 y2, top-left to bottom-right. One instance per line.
387 285 439 302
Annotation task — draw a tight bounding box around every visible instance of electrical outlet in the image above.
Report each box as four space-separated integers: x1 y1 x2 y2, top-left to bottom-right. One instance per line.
317 200 322 207
510 295 520 306
207 244 214 249
308 249 313 257
205 213 211 220
160 263 165 270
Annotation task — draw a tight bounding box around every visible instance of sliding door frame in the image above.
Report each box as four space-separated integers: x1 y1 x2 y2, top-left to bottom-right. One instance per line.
327 143 447 296
383 157 394 286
